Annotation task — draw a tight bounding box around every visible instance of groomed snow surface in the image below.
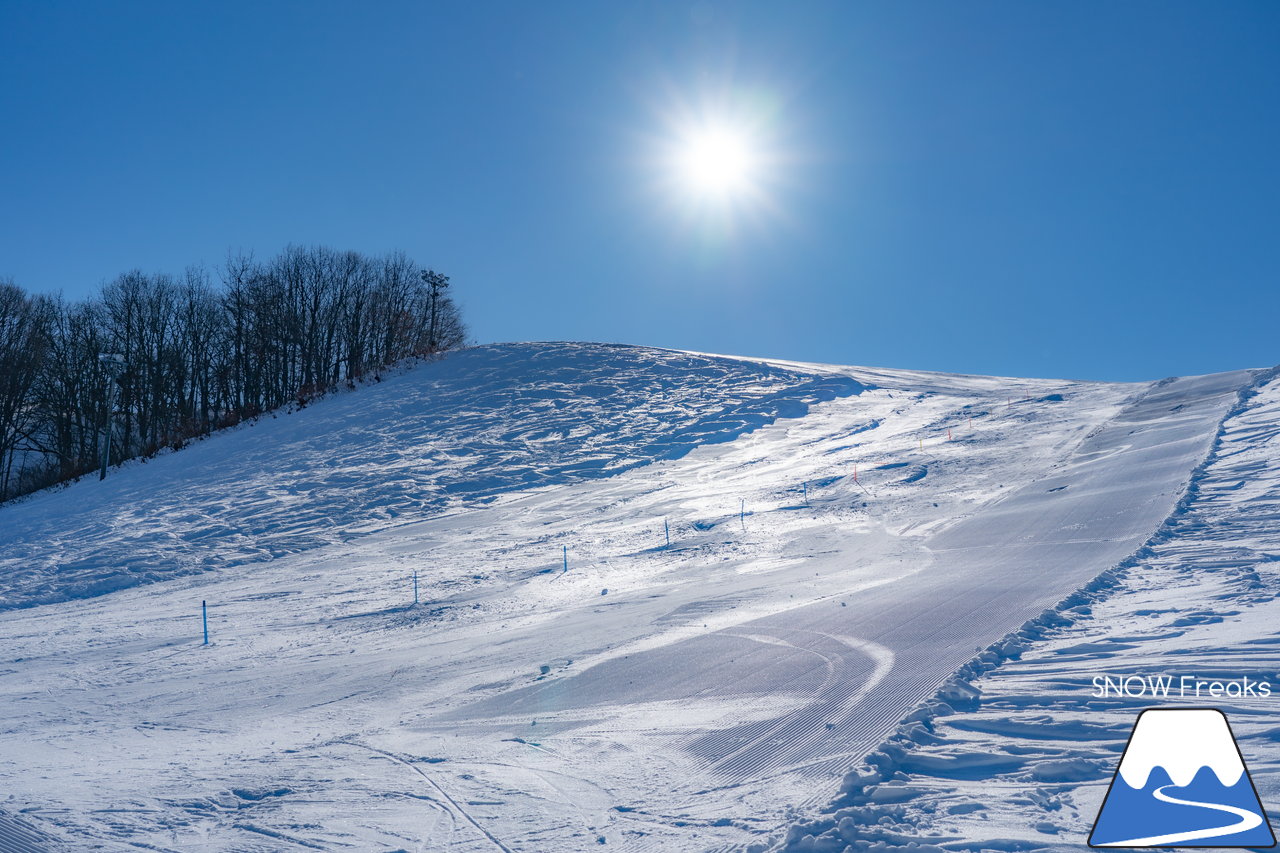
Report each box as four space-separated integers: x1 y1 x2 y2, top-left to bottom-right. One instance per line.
778 366 1280 853
0 342 1271 852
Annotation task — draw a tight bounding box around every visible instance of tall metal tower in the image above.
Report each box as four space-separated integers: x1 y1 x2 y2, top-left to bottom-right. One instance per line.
98 353 126 481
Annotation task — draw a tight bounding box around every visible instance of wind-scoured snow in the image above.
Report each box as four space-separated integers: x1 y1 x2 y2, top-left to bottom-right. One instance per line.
0 343 862 611
0 342 1267 852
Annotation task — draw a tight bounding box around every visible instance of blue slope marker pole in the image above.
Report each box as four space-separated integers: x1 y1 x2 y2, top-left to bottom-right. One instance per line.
202 600 208 645
740 499 745 528
563 545 568 573
803 482 809 506
413 570 419 606
664 518 670 547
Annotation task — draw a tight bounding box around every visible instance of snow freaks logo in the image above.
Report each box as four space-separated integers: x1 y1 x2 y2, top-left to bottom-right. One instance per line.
1089 708 1275 848
1092 674 1272 699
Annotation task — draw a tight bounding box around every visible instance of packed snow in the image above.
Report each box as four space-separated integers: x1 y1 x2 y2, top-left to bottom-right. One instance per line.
0 342 1270 852
775 367 1280 853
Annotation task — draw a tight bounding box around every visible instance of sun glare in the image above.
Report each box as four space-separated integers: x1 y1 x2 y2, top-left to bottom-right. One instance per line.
678 128 756 197
641 82 790 235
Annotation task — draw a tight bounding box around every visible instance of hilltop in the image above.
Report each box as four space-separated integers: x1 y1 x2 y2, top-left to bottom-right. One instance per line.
0 343 1272 852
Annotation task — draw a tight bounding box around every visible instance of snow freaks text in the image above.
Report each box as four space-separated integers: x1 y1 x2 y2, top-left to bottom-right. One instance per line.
1091 674 1273 699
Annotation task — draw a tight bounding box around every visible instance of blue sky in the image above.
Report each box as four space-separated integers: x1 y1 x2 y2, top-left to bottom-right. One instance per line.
2 1 1277 381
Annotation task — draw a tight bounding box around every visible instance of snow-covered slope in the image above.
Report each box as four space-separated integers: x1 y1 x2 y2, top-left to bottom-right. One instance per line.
774 367 1280 853
0 342 1264 852
0 343 861 610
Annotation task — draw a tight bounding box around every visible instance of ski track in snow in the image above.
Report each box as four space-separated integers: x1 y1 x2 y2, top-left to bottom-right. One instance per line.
0 808 54 853
775 367 1280 853
0 341 1268 852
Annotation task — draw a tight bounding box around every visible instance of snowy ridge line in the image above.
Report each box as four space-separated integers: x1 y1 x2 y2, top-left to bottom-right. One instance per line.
0 342 867 613
759 367 1275 853
1143 365 1280 552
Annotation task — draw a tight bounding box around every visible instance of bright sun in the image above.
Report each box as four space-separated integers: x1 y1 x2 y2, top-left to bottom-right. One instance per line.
678 128 756 197
644 86 784 229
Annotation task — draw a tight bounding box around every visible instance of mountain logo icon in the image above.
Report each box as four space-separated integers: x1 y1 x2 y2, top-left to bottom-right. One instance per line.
1089 708 1276 847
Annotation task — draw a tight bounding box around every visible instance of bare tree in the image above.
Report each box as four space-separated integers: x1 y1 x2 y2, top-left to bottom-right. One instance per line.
28 297 106 488
0 281 53 500
2 245 465 503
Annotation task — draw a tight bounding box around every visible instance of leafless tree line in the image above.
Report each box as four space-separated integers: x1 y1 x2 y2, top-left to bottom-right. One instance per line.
0 245 465 502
